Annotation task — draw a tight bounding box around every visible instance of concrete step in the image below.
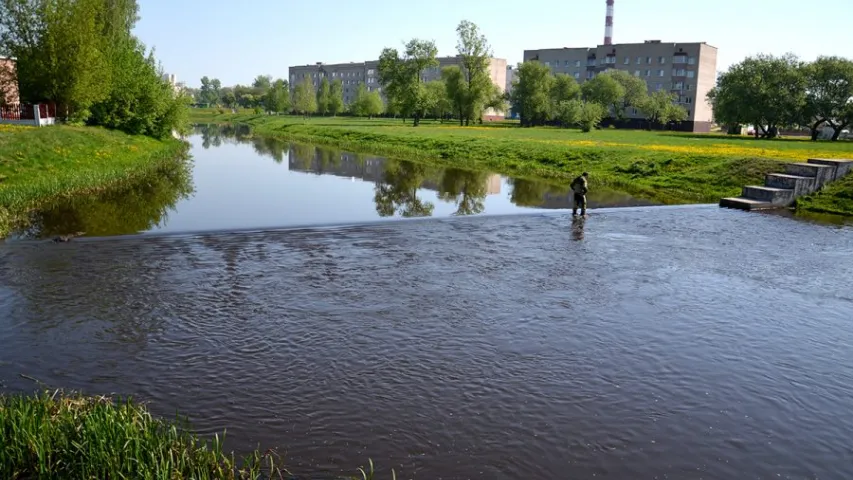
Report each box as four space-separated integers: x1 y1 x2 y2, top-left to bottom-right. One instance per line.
765 173 817 196
719 197 774 210
742 185 795 205
808 158 853 181
785 162 835 187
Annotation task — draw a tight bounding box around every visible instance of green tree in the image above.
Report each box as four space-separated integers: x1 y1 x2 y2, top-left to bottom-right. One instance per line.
803 56 853 140
221 89 237 108
328 79 344 116
600 70 648 120
292 77 317 117
550 74 581 104
450 20 494 126
581 74 625 114
252 75 272 90
510 61 554 127
554 99 581 128
425 80 452 121
199 76 222 105
316 77 331 115
578 101 606 132
1 0 112 120
263 79 290 114
378 38 439 126
708 53 806 139
350 83 383 118
639 90 687 128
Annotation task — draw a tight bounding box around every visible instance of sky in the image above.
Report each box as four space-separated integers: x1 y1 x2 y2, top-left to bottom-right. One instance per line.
134 0 853 88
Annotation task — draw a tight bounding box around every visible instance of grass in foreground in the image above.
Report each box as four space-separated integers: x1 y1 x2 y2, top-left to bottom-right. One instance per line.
0 124 188 236
0 391 394 480
190 109 853 213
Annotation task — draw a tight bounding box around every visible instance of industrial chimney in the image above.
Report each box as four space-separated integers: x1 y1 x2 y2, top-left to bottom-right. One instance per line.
604 0 614 45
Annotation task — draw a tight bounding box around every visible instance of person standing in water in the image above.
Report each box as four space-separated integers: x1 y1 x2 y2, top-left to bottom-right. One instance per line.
571 172 589 216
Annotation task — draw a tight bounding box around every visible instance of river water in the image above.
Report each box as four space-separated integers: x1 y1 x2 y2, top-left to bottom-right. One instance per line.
2 126 853 479
8 125 654 240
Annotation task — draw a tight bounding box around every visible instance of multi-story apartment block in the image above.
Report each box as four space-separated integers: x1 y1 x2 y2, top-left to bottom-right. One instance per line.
288 56 508 118
523 40 718 132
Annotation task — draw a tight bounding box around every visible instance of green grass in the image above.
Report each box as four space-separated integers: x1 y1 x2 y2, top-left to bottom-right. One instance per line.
0 125 188 236
190 108 853 214
0 390 395 480
796 173 853 216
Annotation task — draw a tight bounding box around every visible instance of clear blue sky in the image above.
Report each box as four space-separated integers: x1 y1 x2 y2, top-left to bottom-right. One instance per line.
134 0 852 88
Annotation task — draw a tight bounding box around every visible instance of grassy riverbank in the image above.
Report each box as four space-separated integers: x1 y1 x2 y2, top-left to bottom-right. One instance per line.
0 391 388 480
191 109 853 213
0 125 188 237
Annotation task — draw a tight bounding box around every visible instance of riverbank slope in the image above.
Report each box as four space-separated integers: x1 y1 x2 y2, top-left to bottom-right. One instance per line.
0 125 188 236
190 110 853 214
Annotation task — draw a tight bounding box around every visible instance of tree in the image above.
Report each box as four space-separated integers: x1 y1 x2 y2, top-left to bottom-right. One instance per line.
803 57 853 140
199 76 222 105
578 101 607 132
1 0 113 120
292 77 317 116
510 61 554 127
377 38 439 126
450 20 494 126
708 54 806 139
328 79 344 116
263 79 290 114
252 75 272 90
442 66 467 122
639 90 687 128
600 70 648 120
425 80 452 121
222 89 237 108
554 99 581 128
581 74 625 112
0 0 186 136
316 77 331 116
350 83 383 118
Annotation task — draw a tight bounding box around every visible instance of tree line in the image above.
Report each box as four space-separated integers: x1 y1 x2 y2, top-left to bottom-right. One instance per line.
709 54 853 140
0 0 187 139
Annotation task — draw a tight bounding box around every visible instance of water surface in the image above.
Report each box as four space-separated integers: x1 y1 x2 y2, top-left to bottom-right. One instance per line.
9 124 654 239
2 206 852 479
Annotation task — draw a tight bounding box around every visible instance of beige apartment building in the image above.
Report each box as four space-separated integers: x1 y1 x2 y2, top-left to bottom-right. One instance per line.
289 56 508 118
523 41 718 132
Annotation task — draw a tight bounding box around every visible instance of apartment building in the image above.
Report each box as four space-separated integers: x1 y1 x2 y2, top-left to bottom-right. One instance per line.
0 56 19 105
523 41 718 132
288 56 508 117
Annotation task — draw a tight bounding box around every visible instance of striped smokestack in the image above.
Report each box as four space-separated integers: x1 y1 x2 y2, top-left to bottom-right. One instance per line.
604 0 614 45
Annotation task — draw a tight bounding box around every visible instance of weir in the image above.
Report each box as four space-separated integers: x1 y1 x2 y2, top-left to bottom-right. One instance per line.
720 158 853 211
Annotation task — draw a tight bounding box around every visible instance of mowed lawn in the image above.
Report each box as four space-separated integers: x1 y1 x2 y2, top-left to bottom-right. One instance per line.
190 110 853 212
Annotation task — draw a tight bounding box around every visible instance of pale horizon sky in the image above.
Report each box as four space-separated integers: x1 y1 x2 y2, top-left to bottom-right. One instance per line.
134 0 852 88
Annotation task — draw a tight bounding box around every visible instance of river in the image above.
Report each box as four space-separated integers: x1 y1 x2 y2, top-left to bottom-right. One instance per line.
1 126 853 479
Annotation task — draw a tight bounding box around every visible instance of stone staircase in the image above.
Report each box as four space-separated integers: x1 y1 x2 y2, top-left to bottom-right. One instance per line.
720 158 853 211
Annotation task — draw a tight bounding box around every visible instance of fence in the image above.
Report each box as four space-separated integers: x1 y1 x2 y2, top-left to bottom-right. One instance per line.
0 102 57 126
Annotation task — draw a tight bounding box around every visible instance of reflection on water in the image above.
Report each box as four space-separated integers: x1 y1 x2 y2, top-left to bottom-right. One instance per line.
11 156 194 239
8 125 656 239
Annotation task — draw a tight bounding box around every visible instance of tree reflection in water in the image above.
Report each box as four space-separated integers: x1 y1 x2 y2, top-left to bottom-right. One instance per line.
437 168 489 216
374 160 436 218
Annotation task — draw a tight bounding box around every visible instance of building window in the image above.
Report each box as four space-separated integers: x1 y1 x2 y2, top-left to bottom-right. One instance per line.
658 69 665 77
573 72 580 79
544 61 550 66
587 58 596 66
685 83 692 91
673 82 684 90
688 57 696 65
587 71 595 79
624 57 630 64
634 70 641 77
631 108 638 115
685 96 693 104
659 56 666 64
673 55 687 64
656 83 664 91
636 56 642 65
646 57 653 64
686 109 691 116
645 70 651 77
687 70 696 79
575 60 581 67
